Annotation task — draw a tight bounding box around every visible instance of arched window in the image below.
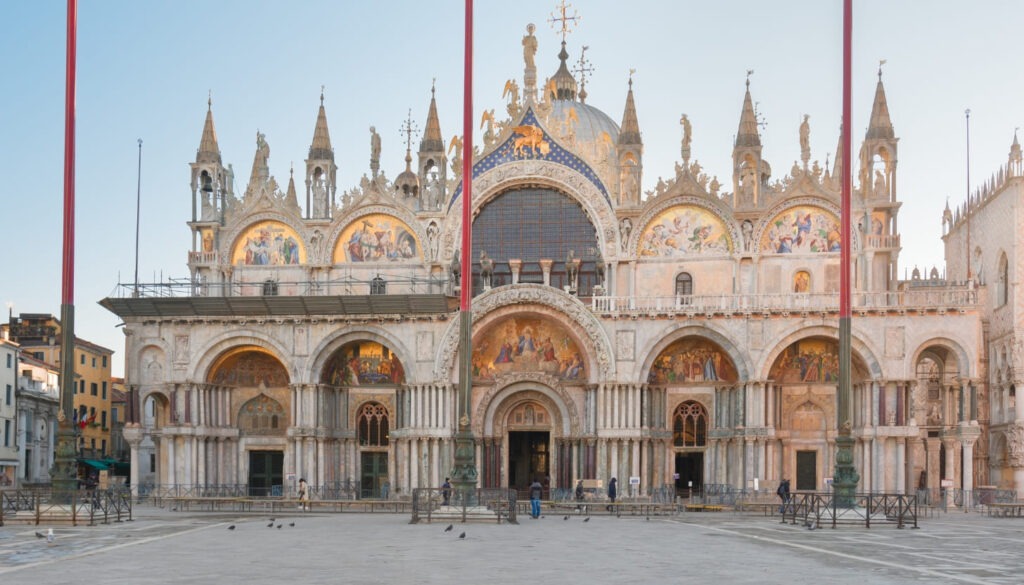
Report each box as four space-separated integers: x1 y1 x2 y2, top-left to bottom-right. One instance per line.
358 402 389 446
238 394 286 435
672 401 708 447
675 272 693 297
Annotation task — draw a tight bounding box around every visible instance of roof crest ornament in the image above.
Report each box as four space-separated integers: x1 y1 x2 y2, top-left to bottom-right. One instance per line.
878 59 887 80
746 69 753 89
320 84 325 105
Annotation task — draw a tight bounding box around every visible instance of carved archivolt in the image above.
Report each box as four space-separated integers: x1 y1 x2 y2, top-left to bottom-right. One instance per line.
473 371 581 437
441 160 618 262
434 284 614 382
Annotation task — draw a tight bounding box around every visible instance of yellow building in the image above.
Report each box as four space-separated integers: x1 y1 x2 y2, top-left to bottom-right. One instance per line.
3 314 114 460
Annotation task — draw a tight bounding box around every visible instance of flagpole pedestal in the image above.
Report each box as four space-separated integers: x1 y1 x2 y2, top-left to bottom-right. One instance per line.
52 417 80 501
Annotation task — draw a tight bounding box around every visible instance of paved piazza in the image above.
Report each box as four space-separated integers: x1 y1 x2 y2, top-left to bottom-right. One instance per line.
1 507 1023 584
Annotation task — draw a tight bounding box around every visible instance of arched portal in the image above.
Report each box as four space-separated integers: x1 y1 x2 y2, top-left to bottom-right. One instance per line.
505 401 553 493
206 346 290 495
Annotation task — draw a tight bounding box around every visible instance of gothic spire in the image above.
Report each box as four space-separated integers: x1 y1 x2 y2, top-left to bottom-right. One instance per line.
735 73 760 148
285 164 298 208
866 67 895 140
832 123 844 180
617 72 641 145
308 87 334 160
196 93 221 164
420 81 444 153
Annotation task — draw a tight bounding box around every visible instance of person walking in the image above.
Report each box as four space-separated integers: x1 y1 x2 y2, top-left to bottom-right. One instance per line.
607 477 618 511
777 478 791 514
529 478 543 519
298 478 309 511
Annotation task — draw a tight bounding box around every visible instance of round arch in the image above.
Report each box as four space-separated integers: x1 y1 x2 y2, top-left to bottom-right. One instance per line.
308 326 416 386
191 330 297 385
757 324 883 381
476 375 578 438
909 337 973 380
636 323 751 384
439 160 619 264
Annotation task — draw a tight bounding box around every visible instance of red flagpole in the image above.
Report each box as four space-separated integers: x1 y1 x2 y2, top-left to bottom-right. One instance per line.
460 0 473 310
63 0 77 307
840 0 851 317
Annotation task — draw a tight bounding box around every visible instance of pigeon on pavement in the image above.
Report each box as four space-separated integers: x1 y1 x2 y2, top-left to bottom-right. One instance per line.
458 532 466 539
228 525 236 530
444 524 453 532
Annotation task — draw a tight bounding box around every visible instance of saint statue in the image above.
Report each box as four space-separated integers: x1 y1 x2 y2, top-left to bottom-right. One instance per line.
369 126 382 176
680 114 692 161
619 218 632 252
522 23 538 70
799 114 811 165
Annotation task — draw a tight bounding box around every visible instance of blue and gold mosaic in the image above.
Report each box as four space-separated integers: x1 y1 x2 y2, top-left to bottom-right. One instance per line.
447 108 611 212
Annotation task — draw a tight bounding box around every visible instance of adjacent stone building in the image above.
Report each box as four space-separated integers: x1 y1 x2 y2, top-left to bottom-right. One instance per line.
103 22 1000 501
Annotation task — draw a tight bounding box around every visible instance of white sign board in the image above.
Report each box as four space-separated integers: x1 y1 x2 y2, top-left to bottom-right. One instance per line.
940 479 954 488
629 476 641 486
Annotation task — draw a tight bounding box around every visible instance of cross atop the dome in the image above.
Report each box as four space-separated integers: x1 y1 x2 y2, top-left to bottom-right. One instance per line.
400 108 419 153
548 0 579 43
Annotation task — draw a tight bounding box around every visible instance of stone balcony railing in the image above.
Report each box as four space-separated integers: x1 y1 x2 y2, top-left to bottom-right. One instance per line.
107 278 978 318
591 288 978 316
188 250 220 265
865 234 901 249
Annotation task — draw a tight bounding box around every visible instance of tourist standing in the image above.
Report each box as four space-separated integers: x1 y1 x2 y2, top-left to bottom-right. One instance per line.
530 479 543 518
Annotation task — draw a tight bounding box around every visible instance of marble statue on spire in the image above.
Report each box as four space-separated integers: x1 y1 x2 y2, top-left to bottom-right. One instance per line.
370 126 381 178
800 114 811 167
680 114 692 163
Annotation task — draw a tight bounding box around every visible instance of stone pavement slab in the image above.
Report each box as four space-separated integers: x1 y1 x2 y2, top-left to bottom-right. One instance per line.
1 506 1023 584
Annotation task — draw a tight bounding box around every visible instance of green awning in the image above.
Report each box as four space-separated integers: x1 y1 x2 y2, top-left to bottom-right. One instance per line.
79 459 110 470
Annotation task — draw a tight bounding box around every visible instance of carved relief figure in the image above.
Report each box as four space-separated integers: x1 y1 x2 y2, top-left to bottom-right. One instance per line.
619 218 632 252
799 114 811 164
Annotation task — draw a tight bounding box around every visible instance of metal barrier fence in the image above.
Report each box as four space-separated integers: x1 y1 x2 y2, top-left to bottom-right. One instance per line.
915 487 1017 512
410 487 518 524
139 481 361 505
779 492 918 529
0 488 133 526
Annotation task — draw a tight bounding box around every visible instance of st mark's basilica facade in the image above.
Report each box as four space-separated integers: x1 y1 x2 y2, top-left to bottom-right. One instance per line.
103 16 1024 501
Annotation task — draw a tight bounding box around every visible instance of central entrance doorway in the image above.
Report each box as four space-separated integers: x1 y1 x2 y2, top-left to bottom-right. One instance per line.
674 452 703 497
508 431 549 492
248 450 283 496
796 450 817 491
360 452 388 499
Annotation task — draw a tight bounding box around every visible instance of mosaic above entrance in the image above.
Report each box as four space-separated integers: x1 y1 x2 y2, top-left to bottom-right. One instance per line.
638 205 733 256
322 341 406 386
231 221 305 265
648 337 738 384
472 317 584 382
208 350 289 387
334 214 421 263
760 206 840 254
769 338 867 383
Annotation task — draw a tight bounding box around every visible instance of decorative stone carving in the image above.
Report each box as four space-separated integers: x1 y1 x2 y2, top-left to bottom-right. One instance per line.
1007 424 1024 467
471 371 581 436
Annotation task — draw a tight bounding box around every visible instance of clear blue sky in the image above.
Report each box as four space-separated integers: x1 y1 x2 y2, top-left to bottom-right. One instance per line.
1 0 1021 377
